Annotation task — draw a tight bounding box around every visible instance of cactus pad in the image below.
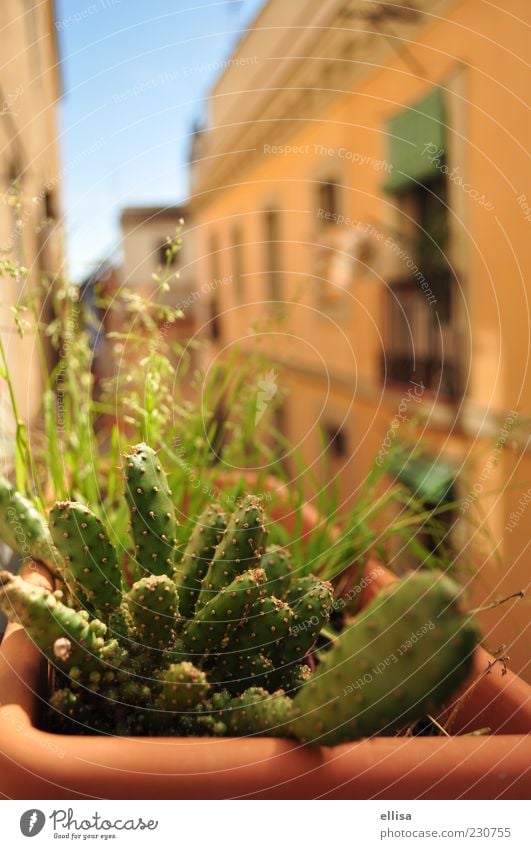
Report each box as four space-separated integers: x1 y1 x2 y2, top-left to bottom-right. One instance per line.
49 501 122 619
290 571 478 745
124 444 178 577
0 477 60 575
174 503 227 619
196 495 266 609
124 574 179 649
182 567 265 655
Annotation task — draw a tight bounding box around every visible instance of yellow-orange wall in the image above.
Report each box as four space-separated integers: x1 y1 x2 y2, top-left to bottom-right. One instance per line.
192 0 531 680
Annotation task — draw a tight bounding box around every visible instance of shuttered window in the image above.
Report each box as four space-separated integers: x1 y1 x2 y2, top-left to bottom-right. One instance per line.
384 88 446 193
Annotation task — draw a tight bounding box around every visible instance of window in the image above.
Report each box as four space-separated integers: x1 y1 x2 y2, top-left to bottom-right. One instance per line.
323 422 348 459
317 180 339 220
384 176 457 397
209 300 221 341
44 190 57 221
383 88 446 193
208 233 222 342
264 209 281 301
7 163 23 260
383 89 459 399
231 225 244 302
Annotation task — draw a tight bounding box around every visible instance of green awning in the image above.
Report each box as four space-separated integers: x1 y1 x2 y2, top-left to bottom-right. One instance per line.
389 450 455 505
383 88 446 193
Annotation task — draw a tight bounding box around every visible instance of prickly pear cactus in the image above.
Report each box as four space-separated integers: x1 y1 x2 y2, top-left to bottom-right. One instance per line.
124 444 178 578
0 571 123 675
261 545 294 599
196 495 266 609
0 477 60 575
156 662 210 712
289 571 479 745
124 574 179 649
221 687 294 737
181 568 265 655
233 595 293 657
49 501 122 620
174 503 227 618
0 443 479 743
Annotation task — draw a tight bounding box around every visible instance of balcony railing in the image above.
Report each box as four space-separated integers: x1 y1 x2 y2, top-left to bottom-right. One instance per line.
382 274 460 400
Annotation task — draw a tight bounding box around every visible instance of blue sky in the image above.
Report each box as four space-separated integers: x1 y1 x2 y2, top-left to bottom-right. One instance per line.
55 0 265 281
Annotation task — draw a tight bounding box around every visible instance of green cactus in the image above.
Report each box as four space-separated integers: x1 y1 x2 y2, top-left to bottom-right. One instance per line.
289 571 478 745
49 501 122 620
2 443 479 743
0 571 123 673
0 476 60 575
196 495 266 610
107 606 134 640
49 688 98 732
211 651 274 694
174 504 227 619
284 575 328 608
260 545 294 600
278 662 312 694
124 574 179 649
156 662 210 712
182 713 227 737
124 444 178 578
233 595 293 658
280 576 334 666
181 567 265 655
118 679 153 706
222 687 294 737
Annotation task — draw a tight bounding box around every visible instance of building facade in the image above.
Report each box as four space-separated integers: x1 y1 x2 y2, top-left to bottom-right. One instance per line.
0 0 62 462
120 203 197 341
191 0 531 679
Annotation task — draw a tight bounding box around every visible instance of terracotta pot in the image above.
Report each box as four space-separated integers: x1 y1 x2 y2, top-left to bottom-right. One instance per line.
1 556 530 800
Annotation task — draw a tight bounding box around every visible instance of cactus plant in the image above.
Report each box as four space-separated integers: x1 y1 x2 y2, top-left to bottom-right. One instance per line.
124 574 179 649
156 662 210 712
195 495 266 609
0 443 479 744
289 570 478 744
49 501 122 620
0 571 123 676
261 545 294 599
0 476 60 576
174 503 227 619
181 568 265 655
124 443 178 579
